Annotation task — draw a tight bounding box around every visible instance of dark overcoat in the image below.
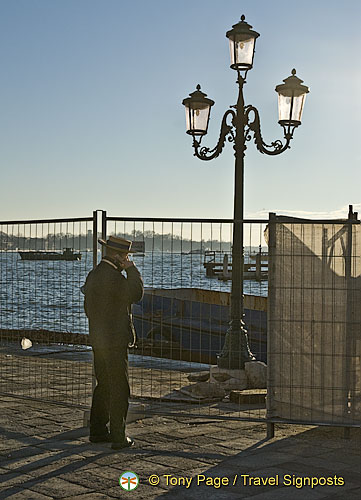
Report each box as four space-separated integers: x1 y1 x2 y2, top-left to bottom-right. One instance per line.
84 259 144 350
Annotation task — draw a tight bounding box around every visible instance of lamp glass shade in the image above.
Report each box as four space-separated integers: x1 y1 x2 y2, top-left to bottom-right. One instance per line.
228 34 256 69
182 85 214 136
278 93 307 124
226 16 259 70
185 103 211 136
275 70 309 126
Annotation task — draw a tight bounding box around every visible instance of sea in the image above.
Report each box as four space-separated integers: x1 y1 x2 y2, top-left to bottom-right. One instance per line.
0 251 268 336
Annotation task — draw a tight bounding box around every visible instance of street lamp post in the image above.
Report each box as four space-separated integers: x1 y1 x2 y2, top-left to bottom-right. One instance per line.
182 15 309 369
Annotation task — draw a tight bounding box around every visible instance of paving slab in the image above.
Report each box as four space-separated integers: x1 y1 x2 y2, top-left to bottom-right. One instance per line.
3 488 54 499
59 495 109 500
0 471 36 489
0 380 359 500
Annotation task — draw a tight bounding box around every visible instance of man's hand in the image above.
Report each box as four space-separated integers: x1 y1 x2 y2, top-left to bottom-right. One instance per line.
118 254 134 270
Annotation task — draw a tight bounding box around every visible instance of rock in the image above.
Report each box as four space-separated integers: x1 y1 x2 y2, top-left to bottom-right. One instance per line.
187 371 210 382
180 382 226 399
211 372 231 382
220 377 248 390
209 366 248 390
245 361 267 388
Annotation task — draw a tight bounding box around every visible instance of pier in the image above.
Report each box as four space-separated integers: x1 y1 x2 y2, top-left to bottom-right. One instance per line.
203 250 268 281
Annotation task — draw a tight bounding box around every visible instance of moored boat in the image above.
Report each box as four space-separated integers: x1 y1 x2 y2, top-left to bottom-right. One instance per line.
18 248 81 261
132 287 267 364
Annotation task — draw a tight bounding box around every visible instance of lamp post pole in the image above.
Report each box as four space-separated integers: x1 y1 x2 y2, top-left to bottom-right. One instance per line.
182 15 309 369
223 72 253 368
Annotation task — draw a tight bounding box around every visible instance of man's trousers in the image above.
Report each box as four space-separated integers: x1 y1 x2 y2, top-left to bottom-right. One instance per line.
90 346 129 442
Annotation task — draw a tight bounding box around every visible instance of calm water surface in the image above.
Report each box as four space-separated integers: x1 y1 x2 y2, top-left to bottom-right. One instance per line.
0 251 267 335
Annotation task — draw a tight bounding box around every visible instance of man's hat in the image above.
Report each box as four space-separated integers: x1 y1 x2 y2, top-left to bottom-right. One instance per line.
98 236 136 253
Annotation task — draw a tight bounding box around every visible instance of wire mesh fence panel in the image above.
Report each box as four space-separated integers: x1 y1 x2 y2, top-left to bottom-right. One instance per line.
106 217 269 421
267 216 361 427
0 217 94 408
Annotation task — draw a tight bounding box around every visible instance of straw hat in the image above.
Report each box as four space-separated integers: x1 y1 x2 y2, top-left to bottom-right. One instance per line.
98 236 136 253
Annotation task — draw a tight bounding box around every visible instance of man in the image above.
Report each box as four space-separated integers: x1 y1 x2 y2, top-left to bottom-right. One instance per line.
83 236 144 450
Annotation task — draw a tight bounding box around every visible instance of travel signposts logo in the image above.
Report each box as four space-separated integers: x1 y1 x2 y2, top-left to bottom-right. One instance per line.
119 471 139 491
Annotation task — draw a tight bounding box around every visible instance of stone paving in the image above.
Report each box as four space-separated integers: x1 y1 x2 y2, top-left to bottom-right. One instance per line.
0 349 207 407
0 394 360 499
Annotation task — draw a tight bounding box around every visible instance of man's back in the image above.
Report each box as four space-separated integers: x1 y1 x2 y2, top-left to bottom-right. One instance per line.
84 259 143 349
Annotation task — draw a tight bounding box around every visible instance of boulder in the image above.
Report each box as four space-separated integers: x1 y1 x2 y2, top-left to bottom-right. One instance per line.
245 361 267 388
211 372 231 382
180 382 226 399
187 371 210 382
219 377 248 390
209 366 248 390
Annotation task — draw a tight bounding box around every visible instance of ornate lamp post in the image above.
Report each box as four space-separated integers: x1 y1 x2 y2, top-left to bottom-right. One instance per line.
182 15 309 369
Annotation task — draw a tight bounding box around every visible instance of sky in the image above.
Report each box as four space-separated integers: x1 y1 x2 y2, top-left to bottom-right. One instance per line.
0 0 360 222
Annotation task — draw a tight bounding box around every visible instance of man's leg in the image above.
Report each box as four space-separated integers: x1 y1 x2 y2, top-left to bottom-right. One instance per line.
107 348 130 443
90 348 110 438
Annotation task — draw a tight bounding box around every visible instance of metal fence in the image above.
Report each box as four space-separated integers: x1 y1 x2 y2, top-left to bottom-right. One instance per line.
0 212 269 421
104 214 269 421
0 215 95 408
1 210 359 429
267 212 361 430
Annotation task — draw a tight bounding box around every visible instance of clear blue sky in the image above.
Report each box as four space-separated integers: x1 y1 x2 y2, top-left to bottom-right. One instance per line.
0 0 360 221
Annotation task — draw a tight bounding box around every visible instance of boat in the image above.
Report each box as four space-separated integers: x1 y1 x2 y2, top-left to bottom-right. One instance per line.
132 287 267 364
18 248 81 261
181 247 207 255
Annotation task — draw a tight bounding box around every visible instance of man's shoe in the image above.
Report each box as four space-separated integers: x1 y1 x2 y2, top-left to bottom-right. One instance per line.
89 433 111 443
111 437 135 450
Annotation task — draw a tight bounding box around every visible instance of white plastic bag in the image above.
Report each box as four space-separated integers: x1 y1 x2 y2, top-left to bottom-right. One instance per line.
21 337 32 350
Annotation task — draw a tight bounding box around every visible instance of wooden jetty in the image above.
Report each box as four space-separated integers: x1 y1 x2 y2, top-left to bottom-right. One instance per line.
203 250 268 281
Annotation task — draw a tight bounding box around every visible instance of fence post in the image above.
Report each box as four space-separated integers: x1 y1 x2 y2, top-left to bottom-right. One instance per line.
84 210 101 428
266 213 276 439
343 205 354 437
92 211 98 269
101 210 107 257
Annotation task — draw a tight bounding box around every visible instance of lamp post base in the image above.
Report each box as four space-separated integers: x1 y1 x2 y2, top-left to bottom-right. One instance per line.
217 320 255 369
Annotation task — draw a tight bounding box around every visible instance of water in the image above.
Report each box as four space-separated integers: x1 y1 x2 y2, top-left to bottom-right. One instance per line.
0 251 267 335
